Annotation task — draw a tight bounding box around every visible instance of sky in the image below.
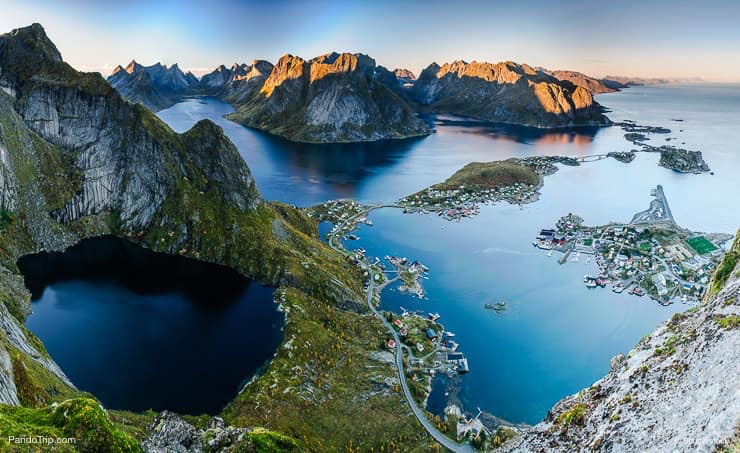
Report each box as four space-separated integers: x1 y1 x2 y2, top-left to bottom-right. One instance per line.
2 0 740 81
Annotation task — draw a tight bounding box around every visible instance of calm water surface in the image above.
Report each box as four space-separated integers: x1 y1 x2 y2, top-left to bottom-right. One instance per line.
21 237 282 414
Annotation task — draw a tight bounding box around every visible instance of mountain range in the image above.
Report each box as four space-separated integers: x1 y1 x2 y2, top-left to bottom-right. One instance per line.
108 54 616 142
107 60 199 111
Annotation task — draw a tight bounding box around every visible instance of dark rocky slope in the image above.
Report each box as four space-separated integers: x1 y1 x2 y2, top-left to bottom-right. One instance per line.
412 60 611 128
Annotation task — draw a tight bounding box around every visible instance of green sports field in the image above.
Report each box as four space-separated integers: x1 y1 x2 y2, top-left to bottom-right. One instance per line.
686 236 718 254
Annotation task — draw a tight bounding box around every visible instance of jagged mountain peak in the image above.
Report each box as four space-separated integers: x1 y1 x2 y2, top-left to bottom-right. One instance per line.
125 59 142 73
393 68 416 80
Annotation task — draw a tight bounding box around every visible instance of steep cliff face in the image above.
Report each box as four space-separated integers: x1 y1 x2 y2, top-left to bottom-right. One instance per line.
513 233 740 452
225 52 430 143
107 60 199 111
11 67 258 232
218 60 274 103
412 60 611 127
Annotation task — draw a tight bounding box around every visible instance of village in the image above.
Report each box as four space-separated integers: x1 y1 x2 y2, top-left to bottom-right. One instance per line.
310 198 478 436
384 310 470 378
397 156 580 221
532 186 730 305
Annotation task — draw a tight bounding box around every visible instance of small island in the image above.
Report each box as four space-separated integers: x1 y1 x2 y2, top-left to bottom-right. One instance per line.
619 121 711 173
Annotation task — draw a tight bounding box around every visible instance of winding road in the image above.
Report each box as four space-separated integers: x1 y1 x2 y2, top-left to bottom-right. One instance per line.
327 205 473 453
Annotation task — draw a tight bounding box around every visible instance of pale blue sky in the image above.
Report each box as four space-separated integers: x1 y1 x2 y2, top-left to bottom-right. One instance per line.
2 0 739 81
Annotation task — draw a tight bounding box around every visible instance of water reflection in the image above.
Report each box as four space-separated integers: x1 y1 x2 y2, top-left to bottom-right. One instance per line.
433 115 601 149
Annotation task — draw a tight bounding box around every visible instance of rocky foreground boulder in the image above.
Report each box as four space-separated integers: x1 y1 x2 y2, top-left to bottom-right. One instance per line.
142 412 298 452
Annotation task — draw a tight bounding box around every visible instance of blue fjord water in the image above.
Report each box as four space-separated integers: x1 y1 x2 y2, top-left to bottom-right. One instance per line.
157 84 739 423
24 84 740 420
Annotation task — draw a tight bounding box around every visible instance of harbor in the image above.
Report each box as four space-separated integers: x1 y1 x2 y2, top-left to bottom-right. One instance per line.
531 186 731 305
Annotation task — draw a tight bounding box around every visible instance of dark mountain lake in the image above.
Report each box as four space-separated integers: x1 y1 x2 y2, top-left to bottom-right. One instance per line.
19 236 282 414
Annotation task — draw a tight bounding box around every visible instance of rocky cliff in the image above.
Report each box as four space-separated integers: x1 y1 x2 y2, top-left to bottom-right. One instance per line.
543 69 619 94
412 60 611 128
394 68 416 86
107 60 199 111
224 52 430 142
512 233 740 452
218 60 275 103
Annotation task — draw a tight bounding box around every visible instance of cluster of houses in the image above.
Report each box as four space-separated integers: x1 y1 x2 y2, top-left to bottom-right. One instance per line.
389 310 471 378
399 181 539 221
308 198 370 240
533 215 726 304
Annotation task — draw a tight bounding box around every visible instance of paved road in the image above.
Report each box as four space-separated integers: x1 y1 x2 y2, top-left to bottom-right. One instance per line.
328 206 473 453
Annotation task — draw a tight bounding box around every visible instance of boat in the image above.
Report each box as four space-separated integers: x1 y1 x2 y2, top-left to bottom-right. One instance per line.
585 280 597 288
457 358 470 374
347 234 359 240
484 301 507 313
537 241 553 250
546 249 553 257
428 312 441 321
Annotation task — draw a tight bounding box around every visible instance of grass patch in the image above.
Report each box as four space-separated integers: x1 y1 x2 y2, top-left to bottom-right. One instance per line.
654 335 681 356
686 236 718 255
555 403 587 426
490 426 517 448
715 315 740 330
710 232 739 295
0 398 141 452
433 159 539 191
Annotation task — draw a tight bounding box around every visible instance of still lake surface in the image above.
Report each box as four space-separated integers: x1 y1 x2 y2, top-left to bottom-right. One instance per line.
24 84 739 420
21 236 282 414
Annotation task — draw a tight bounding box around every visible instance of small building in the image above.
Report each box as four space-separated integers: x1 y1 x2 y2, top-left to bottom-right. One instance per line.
426 329 438 341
